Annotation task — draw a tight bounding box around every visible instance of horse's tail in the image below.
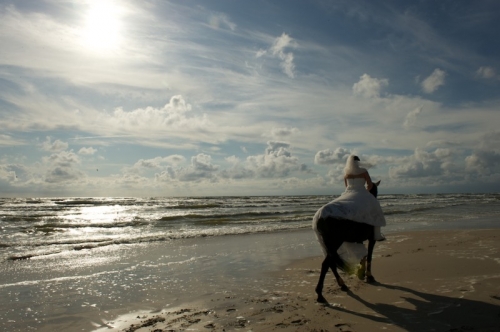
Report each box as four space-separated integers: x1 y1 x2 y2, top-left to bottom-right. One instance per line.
314 230 349 271
337 242 368 275
334 254 351 274
313 229 328 256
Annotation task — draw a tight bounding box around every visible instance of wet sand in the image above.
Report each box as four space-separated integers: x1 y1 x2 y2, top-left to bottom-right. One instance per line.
99 229 500 331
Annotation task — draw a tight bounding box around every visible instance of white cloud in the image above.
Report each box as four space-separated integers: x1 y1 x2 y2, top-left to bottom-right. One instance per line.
352 74 388 98
314 147 350 165
132 155 187 172
40 137 68 152
177 153 219 182
101 95 212 141
476 66 496 79
258 33 296 78
225 155 240 165
465 131 500 175
403 106 423 129
78 147 97 155
133 158 164 170
256 49 267 58
164 155 187 165
271 33 293 55
245 141 306 178
0 134 25 147
0 164 19 183
421 68 446 93
270 127 299 138
208 13 236 31
43 150 85 183
389 147 455 179
112 95 192 127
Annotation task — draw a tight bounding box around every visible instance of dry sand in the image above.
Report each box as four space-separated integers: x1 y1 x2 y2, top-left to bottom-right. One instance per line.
97 229 500 332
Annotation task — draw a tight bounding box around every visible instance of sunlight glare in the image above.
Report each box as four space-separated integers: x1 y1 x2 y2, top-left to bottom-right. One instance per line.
82 1 123 53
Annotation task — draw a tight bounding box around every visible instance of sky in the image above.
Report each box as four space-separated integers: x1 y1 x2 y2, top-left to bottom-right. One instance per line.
0 0 499 197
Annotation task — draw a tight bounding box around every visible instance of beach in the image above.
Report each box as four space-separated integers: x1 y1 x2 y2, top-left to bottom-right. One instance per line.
3 227 498 331
85 228 500 332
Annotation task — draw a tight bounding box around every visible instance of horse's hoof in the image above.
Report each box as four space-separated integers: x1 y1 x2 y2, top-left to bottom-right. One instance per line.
340 284 349 292
316 295 328 303
367 275 376 283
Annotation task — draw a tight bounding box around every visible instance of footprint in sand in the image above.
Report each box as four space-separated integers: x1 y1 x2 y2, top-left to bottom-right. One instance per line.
335 323 353 331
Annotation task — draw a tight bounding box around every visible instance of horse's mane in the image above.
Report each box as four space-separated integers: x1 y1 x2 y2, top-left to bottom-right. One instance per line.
369 180 380 198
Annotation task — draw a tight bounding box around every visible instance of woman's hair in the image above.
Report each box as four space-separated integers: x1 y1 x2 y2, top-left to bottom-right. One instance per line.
344 155 366 175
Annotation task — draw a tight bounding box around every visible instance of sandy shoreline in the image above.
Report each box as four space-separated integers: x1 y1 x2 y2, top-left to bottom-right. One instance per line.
97 229 500 332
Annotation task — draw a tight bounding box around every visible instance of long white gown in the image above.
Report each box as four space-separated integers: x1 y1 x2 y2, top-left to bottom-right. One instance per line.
314 178 386 227
312 178 386 274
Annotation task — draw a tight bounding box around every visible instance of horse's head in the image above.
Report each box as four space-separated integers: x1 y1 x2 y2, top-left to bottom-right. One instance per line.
369 180 380 198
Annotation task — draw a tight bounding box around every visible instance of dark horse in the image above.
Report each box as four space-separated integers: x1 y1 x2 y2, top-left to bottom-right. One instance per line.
314 181 380 303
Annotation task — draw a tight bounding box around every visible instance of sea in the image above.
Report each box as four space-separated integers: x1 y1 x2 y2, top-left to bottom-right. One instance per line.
1 193 500 262
1 193 500 331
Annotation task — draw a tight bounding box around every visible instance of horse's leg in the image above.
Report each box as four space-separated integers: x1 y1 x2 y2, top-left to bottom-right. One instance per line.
330 252 349 291
315 234 348 302
315 252 349 303
315 255 331 303
357 255 367 280
366 239 376 283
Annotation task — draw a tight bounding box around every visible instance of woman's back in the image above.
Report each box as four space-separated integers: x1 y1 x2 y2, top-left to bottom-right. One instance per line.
345 177 366 191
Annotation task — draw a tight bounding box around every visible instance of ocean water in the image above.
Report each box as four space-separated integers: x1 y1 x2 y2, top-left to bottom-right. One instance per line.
1 193 499 262
1 193 500 331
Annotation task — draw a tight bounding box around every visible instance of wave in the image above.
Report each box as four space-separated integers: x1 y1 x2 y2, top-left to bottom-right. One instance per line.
156 210 294 222
383 202 465 215
2 194 499 263
3 223 311 261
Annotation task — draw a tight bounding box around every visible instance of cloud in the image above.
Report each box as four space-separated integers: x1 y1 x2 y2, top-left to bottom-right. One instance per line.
43 150 85 183
314 147 350 165
270 127 299 138
221 141 312 179
177 153 219 182
352 74 388 98
208 13 236 31
257 33 296 78
0 164 20 183
476 66 496 79
133 158 165 170
78 147 97 155
403 106 423 129
40 137 69 152
165 155 187 165
389 147 455 179
112 95 192 126
0 134 25 147
421 68 446 93
134 155 186 170
153 142 312 183
225 155 240 165
465 131 500 175
102 95 212 141
245 141 307 178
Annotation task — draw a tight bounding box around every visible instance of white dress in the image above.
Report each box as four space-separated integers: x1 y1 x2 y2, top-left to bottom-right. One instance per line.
312 178 386 274
313 178 386 227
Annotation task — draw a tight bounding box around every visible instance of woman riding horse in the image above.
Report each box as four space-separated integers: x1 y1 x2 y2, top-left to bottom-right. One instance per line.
312 155 386 301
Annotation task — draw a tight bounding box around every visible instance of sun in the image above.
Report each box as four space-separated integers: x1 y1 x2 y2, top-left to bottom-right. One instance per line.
82 1 123 53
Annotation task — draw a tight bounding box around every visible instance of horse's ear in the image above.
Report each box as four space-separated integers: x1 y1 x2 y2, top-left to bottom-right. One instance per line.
374 180 381 186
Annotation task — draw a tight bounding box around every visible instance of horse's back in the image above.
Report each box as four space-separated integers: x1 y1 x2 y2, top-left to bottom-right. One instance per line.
316 217 373 243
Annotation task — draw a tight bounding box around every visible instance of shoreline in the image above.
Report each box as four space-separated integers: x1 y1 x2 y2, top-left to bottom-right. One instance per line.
93 228 500 332
2 225 500 331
